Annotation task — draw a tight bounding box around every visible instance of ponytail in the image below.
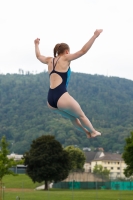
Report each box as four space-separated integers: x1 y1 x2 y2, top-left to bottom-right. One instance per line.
54 43 61 57
53 43 69 57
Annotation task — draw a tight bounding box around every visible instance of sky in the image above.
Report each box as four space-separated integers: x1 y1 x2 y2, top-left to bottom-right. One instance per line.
0 0 133 81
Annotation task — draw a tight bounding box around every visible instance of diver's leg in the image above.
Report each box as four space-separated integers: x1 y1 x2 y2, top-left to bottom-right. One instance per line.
57 93 101 137
47 102 91 137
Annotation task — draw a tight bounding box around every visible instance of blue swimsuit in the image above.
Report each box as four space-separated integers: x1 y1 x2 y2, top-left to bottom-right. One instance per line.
48 57 71 108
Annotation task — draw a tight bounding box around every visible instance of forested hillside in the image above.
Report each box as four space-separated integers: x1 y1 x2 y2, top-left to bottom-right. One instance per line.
0 72 133 154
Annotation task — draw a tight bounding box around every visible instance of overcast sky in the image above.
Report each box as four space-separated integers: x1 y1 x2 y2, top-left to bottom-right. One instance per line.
0 0 133 81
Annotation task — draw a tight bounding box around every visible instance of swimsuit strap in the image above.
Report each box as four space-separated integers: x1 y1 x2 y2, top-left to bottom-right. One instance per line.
53 57 60 70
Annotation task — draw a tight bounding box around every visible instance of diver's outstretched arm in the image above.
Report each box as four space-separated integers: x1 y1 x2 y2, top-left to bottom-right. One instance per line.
64 29 103 61
34 38 51 64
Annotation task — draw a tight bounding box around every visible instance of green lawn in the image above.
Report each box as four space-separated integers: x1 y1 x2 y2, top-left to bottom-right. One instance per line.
3 174 42 189
1 175 133 200
3 190 133 200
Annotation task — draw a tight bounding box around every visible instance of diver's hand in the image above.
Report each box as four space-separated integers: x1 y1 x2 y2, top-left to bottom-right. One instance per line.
34 38 40 45
94 29 103 38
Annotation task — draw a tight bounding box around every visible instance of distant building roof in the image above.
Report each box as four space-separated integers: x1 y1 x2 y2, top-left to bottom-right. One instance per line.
93 153 123 161
84 151 123 163
7 153 23 160
84 151 103 163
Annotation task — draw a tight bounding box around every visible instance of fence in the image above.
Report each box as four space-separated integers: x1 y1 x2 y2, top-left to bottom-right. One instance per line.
53 171 133 190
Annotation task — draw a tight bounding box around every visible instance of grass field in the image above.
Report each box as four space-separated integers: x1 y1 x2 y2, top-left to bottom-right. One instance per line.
1 175 133 200
3 189 133 200
3 174 42 189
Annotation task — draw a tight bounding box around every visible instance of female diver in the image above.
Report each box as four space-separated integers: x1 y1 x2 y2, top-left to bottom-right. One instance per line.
34 29 103 138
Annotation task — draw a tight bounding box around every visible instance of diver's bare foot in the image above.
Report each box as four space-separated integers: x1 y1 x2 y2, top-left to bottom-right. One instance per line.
91 131 101 138
86 131 91 138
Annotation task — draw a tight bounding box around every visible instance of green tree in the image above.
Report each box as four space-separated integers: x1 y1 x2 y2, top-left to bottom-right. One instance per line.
93 164 110 179
122 131 133 177
0 136 18 181
65 145 85 170
24 135 71 190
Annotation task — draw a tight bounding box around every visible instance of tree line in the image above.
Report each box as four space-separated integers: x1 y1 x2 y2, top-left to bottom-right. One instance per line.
0 72 133 153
